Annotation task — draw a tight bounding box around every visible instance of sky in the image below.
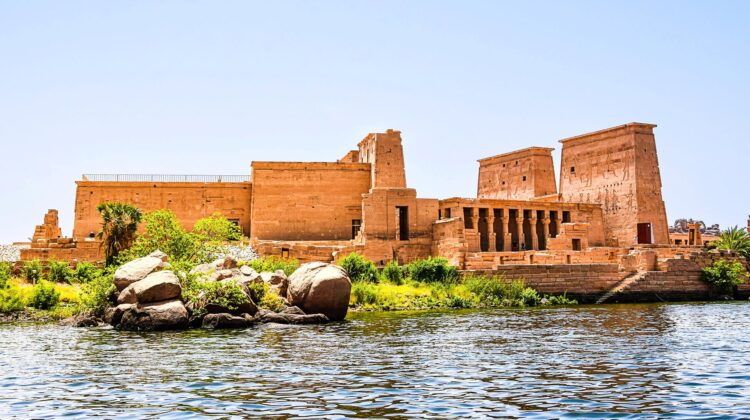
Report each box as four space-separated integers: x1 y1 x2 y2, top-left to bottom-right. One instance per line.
0 1 748 243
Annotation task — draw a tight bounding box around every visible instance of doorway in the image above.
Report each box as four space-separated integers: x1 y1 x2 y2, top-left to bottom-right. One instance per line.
637 222 652 244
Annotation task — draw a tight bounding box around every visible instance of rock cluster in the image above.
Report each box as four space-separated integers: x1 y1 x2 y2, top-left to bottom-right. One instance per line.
213 244 259 262
94 252 352 331
0 244 28 262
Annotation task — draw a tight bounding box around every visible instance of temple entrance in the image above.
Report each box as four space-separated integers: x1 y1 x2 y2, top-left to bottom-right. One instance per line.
637 222 652 244
493 209 504 251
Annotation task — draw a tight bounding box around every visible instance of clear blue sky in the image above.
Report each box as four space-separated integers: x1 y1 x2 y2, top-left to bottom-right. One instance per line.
1 1 748 243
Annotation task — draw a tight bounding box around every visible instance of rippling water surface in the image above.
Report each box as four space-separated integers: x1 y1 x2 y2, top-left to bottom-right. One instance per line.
2 302 750 418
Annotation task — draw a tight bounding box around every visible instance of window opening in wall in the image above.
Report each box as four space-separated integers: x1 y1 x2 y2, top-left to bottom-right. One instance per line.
397 206 409 240
572 239 582 251
463 207 473 229
562 211 571 223
522 176 526 181
351 219 362 239
281 248 290 258
570 167 575 175
438 209 442 220
445 208 451 218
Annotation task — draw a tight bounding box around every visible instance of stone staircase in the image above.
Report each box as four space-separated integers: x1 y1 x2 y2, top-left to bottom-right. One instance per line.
595 271 648 304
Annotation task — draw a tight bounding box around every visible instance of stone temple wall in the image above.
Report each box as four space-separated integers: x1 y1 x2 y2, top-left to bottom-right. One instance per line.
559 123 669 247
477 147 557 200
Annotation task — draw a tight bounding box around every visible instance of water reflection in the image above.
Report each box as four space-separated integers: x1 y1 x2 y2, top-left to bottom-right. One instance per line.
1 302 749 418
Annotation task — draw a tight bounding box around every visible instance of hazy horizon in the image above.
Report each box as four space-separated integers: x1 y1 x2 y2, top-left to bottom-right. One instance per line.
1 1 748 243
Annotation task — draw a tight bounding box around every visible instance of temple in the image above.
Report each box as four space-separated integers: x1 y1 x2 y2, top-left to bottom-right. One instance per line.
23 122 675 268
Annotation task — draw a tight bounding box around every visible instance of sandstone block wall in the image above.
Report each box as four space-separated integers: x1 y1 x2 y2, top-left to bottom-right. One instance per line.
250 162 371 241
477 147 557 200
357 129 407 189
559 123 669 246
463 264 628 301
73 181 252 239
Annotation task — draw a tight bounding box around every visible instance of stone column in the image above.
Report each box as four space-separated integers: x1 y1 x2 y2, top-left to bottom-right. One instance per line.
487 212 496 252
530 214 539 250
501 215 511 251
516 216 524 251
471 207 479 231
555 216 562 238
542 216 550 249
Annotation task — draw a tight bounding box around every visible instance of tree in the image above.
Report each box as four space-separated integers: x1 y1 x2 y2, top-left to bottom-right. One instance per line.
712 226 750 258
193 212 242 242
96 202 142 265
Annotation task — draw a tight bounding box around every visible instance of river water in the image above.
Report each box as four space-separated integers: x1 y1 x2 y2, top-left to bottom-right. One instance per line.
1 302 749 418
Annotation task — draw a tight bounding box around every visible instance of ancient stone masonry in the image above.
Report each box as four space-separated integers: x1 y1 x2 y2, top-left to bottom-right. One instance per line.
23 122 696 280
669 218 720 246
477 147 557 200
558 123 669 247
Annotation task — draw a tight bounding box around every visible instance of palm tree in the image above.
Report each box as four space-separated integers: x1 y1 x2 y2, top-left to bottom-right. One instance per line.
96 202 142 265
712 225 750 258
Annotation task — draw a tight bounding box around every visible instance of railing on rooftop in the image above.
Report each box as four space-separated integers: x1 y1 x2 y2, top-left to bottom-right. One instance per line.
81 174 250 183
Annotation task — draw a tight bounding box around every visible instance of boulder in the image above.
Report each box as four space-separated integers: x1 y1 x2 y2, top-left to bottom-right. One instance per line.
202 313 249 329
133 271 182 304
59 313 100 327
287 262 351 321
262 270 289 297
148 250 169 262
118 299 189 331
117 284 138 304
281 305 306 316
104 303 134 326
114 256 164 291
240 265 257 277
191 257 238 276
258 309 329 325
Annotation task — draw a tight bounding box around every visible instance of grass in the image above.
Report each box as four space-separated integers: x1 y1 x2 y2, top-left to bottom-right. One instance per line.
349 274 577 311
0 278 83 320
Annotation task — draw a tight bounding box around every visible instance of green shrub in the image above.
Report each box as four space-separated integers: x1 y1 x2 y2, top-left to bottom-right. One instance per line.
185 280 249 316
23 260 43 282
351 281 379 305
701 259 748 293
193 212 243 242
0 285 26 313
543 293 578 306
47 260 73 283
520 287 541 306
259 285 286 312
73 262 101 284
78 273 116 314
29 280 60 310
121 209 208 264
244 256 300 276
0 262 11 289
381 261 404 285
338 253 379 283
407 257 458 284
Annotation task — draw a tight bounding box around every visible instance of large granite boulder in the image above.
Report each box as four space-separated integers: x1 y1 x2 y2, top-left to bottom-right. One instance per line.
287 262 351 321
262 270 289 297
258 309 329 325
133 271 181 303
114 255 164 291
104 303 134 326
202 313 252 329
118 299 189 331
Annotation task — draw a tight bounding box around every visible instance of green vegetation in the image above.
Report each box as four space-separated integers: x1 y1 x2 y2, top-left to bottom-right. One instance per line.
712 226 750 258
0 262 11 289
22 259 43 282
29 281 60 310
47 260 73 283
96 202 143 265
701 259 748 293
407 257 458 284
348 255 577 311
193 212 242 241
338 253 379 283
183 279 249 317
381 260 404 285
243 256 300 276
73 262 101 284
78 272 116 315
